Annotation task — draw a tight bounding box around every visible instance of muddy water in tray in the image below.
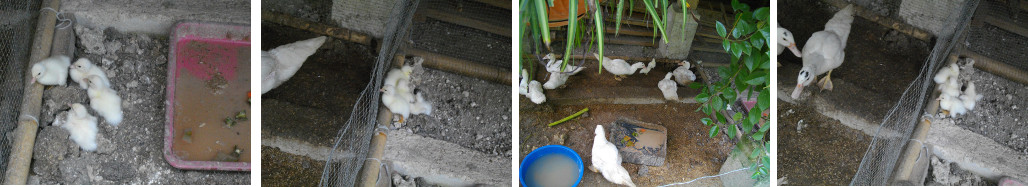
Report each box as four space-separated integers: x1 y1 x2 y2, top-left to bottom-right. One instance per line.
529 154 579 187
171 39 251 162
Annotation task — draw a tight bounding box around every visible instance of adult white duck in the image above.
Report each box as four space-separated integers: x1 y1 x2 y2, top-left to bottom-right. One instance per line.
593 53 647 81
776 21 802 58
791 5 854 99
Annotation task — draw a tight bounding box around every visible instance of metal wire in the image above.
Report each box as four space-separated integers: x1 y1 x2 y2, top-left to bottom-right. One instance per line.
0 1 41 183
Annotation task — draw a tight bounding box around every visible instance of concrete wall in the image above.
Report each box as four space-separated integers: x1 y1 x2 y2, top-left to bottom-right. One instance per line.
898 0 969 37
62 0 250 35
330 0 399 38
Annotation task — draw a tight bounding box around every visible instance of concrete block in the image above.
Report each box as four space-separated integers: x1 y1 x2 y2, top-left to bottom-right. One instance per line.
659 3 700 59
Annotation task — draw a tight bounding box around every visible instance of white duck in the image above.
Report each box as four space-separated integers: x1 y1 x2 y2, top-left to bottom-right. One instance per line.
637 59 657 75
591 125 636 187
69 58 110 89
543 53 585 74
519 69 530 96
776 21 803 58
528 80 546 104
658 72 678 101
673 60 696 86
62 103 99 151
262 36 328 94
542 71 571 89
791 5 854 99
518 68 526 95
30 55 71 86
594 53 647 81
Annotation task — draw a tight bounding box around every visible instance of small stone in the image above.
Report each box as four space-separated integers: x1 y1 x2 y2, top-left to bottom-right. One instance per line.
502 115 508 120
471 102 477 107
476 134 484 140
638 166 649 176
463 91 470 97
102 58 114 66
126 80 139 88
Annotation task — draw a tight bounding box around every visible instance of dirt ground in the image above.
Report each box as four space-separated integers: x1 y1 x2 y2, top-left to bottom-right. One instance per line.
776 102 871 186
519 99 733 186
29 26 249 184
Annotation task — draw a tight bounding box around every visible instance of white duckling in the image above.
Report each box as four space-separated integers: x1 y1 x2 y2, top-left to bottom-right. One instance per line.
791 5 854 99
590 125 637 187
410 89 433 116
69 58 110 89
673 60 696 86
934 63 960 84
658 72 678 101
637 59 656 75
62 103 99 151
381 82 411 123
594 53 647 81
960 81 983 111
528 80 546 104
940 78 961 97
30 55 71 86
85 75 123 126
519 69 530 96
383 66 413 89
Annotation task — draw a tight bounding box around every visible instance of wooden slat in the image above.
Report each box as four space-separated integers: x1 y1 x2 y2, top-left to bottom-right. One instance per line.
422 9 511 37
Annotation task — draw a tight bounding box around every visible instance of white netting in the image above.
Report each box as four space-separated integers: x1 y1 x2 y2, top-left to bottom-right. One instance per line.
850 0 979 185
0 0 41 184
318 0 420 186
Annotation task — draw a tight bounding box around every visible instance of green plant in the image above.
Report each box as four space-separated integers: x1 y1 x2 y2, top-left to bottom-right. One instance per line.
691 0 771 180
519 0 689 74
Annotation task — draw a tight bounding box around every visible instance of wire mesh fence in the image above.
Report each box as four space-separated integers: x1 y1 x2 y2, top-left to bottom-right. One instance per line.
318 0 419 186
850 0 980 185
0 0 40 184
964 0 1028 72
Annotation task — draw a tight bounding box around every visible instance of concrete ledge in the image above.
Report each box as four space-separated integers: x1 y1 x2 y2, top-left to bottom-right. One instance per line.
384 130 510 186
61 0 250 34
927 120 1028 182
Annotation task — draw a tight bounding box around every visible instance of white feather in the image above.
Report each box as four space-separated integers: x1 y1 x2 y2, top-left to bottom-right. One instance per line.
528 80 546 104
70 58 110 89
591 125 636 187
658 73 678 100
31 55 71 86
63 103 99 151
86 75 123 126
262 36 328 93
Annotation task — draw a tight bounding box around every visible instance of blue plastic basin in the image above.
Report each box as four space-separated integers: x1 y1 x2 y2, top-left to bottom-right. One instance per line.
519 145 584 187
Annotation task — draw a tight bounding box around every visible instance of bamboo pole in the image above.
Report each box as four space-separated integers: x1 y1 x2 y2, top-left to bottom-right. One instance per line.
404 48 512 85
5 0 60 184
261 10 374 46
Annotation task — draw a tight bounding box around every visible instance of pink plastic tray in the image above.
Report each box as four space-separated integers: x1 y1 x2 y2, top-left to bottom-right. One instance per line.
164 21 251 171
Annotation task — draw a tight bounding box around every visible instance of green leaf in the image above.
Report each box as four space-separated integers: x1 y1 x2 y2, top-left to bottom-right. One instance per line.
713 95 725 111
689 82 704 89
715 21 727 38
593 0 605 73
642 0 669 43
748 107 760 125
754 7 769 21
722 40 731 52
701 117 713 125
561 0 578 72
744 54 755 71
758 121 770 133
730 42 743 58
533 0 551 46
758 88 770 111
702 102 712 114
716 111 726 124
615 0 624 35
695 92 710 103
741 116 753 132
732 112 743 122
751 37 764 50
745 72 767 85
732 21 749 38
750 146 760 159
708 125 719 138
752 131 765 141
726 124 736 139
